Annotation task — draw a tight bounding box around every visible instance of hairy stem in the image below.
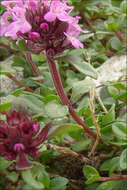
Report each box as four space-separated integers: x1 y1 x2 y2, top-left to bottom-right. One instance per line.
6 73 33 93
47 56 97 139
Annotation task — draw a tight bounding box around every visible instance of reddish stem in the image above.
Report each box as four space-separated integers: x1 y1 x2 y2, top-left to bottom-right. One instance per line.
115 31 126 43
47 56 97 139
0 42 17 55
25 53 43 82
79 11 93 28
99 175 127 182
0 42 11 50
106 51 116 56
6 73 33 93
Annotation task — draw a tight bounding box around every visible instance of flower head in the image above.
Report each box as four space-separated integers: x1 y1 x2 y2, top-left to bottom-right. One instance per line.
0 110 52 170
0 0 88 55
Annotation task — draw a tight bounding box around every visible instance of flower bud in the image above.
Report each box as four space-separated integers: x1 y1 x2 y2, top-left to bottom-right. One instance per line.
28 32 40 40
14 143 24 152
40 23 49 32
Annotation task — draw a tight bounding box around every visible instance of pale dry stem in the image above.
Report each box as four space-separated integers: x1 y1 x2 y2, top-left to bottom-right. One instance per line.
88 88 101 157
47 143 90 164
95 91 108 114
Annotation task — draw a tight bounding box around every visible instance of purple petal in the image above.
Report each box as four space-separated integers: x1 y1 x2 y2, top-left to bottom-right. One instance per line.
57 13 70 22
5 20 31 40
31 121 53 147
16 153 33 170
44 12 56 22
71 38 84 49
64 32 83 49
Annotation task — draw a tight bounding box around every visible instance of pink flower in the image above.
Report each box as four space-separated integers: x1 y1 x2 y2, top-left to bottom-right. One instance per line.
0 1 31 39
44 0 73 22
64 24 84 48
1 0 38 9
64 32 83 48
68 16 88 34
0 0 88 54
1 0 24 8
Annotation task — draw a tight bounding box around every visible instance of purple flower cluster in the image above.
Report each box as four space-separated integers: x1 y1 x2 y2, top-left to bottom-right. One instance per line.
0 0 88 55
0 110 52 170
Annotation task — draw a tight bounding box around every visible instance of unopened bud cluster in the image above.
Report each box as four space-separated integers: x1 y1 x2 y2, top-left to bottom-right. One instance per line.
0 110 52 170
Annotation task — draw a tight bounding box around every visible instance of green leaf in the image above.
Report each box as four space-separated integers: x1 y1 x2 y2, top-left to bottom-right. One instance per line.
119 92 127 102
22 169 44 190
13 55 33 76
97 181 117 190
112 123 127 141
37 168 50 188
102 104 115 126
79 33 94 41
70 139 92 152
0 70 15 74
32 54 45 63
112 179 127 190
6 171 19 183
101 125 113 141
107 22 118 31
120 1 127 13
0 102 12 112
17 39 28 51
117 14 126 30
85 175 100 185
85 183 100 190
65 54 98 79
66 70 80 90
22 95 45 114
20 184 36 190
11 88 25 96
109 157 120 175
13 55 27 66
0 157 13 170
83 165 100 184
120 149 127 170
108 141 127 146
100 159 111 172
0 61 16 74
110 37 122 51
48 123 83 139
43 71 54 89
45 101 68 118
72 79 95 101
10 41 19 50
49 177 69 190
108 86 119 99
83 165 100 178
43 95 60 104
